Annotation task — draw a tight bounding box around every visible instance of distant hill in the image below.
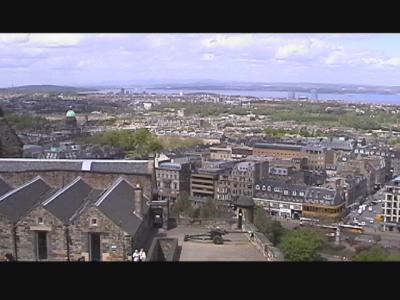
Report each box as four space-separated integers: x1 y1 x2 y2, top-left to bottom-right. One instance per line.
0 85 97 94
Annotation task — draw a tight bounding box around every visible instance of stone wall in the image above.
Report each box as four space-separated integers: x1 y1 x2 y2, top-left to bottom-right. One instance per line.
243 223 284 261
16 206 66 261
0 171 152 198
0 214 13 259
147 237 179 261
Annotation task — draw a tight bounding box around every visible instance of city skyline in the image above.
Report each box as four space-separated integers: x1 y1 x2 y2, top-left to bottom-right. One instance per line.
1 33 400 87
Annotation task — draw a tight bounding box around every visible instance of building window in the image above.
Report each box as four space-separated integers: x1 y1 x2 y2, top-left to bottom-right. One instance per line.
91 218 97 226
37 217 44 224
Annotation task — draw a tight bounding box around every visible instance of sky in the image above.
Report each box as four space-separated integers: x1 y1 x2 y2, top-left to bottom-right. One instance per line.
1 33 400 87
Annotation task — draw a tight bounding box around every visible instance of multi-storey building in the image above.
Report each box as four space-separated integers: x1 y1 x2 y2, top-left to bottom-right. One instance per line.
252 143 304 159
382 176 400 232
216 160 269 202
325 175 368 211
156 157 194 203
267 165 305 184
337 156 386 193
390 149 400 177
209 146 232 160
302 145 329 170
190 168 226 201
231 146 253 159
253 180 345 222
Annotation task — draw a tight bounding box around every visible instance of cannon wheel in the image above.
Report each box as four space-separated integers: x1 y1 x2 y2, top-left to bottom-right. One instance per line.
213 235 224 244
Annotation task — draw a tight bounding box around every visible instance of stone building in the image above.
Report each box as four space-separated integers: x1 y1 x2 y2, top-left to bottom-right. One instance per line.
15 177 98 261
0 175 156 261
156 157 194 203
252 143 304 159
0 158 161 261
0 176 54 260
209 146 232 160
216 159 269 202
72 177 153 261
337 156 386 193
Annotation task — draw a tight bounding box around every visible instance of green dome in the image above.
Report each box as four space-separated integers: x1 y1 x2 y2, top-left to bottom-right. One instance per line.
66 110 76 118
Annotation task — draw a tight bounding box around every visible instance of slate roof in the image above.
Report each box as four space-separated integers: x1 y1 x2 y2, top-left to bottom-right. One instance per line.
42 177 93 224
95 178 148 236
234 196 255 208
0 176 52 222
0 159 152 175
0 177 12 196
254 180 344 206
305 187 343 206
320 139 354 151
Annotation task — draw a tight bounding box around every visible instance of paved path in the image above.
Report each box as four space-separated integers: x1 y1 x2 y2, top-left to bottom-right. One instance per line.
166 225 266 261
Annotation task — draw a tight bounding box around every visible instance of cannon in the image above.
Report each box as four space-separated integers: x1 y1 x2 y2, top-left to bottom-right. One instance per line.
184 228 226 244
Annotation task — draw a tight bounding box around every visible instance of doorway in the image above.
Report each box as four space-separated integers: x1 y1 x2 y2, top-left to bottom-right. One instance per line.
35 231 48 260
89 233 101 261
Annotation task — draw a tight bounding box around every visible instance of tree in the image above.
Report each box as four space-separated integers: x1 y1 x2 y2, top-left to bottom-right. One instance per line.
279 229 326 261
253 206 286 245
200 198 219 219
173 191 191 216
267 220 285 245
353 246 399 261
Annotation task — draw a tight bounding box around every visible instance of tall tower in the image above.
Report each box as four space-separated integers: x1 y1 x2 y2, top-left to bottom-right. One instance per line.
65 110 77 129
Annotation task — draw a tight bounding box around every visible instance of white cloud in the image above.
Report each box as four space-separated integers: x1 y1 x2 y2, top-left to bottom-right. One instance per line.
201 53 215 61
202 34 254 48
274 38 345 65
275 42 310 60
362 57 400 68
324 50 347 65
0 34 29 43
95 33 124 38
27 34 85 46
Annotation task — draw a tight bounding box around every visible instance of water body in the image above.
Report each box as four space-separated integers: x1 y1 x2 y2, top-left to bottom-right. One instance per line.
97 88 400 105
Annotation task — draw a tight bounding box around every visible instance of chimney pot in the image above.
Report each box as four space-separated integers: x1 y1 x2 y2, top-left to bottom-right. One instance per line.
134 184 143 216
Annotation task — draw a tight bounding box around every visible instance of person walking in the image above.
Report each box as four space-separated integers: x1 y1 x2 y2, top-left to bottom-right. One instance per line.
132 249 140 262
139 248 146 262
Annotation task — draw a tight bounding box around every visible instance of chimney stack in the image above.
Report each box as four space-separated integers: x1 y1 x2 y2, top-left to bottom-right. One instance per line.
134 183 143 217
